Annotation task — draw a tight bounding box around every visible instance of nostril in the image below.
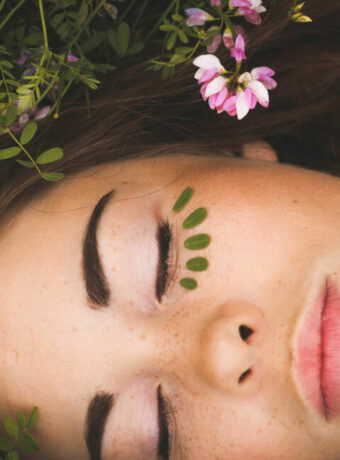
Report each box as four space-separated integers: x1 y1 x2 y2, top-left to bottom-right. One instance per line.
238 368 252 384
239 324 254 341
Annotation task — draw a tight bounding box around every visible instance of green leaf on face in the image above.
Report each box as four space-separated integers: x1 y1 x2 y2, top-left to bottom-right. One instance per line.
3 417 18 439
172 187 194 212
16 412 26 430
0 146 21 160
16 159 35 168
41 172 65 182
184 234 211 250
186 257 209 271
7 451 19 460
179 278 197 290
118 22 130 55
20 121 37 145
182 207 207 229
17 437 39 453
26 407 38 429
0 437 11 452
36 147 63 164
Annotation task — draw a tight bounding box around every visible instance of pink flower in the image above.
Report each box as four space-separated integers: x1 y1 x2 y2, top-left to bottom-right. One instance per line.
204 27 222 53
230 0 266 25
235 66 276 119
223 25 247 50
185 8 212 26
230 33 246 62
211 0 221 5
10 105 51 132
67 53 79 63
193 54 230 109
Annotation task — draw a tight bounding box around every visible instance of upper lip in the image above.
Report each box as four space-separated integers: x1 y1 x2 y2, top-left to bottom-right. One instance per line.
292 277 328 419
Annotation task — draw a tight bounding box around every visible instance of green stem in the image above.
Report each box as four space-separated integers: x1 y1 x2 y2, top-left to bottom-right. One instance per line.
223 15 237 35
0 65 11 103
6 129 43 177
0 0 6 14
50 78 74 116
144 0 177 43
118 0 138 22
133 0 150 29
38 0 49 49
0 0 27 31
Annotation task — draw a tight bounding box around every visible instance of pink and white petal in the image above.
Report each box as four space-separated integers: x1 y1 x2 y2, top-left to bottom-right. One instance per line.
234 33 245 52
259 75 277 90
207 34 222 53
200 83 209 101
215 86 229 106
238 71 252 83
205 76 226 98
223 94 237 112
199 68 218 84
231 0 251 7
236 88 252 120
251 66 275 79
187 16 207 26
194 68 205 80
209 93 218 109
241 7 262 24
250 92 257 109
193 54 223 70
248 80 269 106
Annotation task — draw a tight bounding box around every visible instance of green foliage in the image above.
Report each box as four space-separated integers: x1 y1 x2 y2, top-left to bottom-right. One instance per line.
0 407 39 459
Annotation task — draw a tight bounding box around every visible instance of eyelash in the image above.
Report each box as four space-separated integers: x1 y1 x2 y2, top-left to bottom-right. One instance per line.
156 220 173 302
157 385 172 460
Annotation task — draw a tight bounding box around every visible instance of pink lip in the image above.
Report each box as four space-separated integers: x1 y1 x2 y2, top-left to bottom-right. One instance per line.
294 278 340 420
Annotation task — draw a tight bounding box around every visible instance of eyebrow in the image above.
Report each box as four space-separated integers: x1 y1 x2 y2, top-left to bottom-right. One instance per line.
82 190 115 310
85 392 116 460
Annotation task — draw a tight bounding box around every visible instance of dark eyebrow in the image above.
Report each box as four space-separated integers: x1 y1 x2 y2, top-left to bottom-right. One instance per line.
85 392 116 460
82 190 115 310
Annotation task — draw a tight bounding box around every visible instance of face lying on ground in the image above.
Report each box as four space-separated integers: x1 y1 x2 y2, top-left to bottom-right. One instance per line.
0 149 340 459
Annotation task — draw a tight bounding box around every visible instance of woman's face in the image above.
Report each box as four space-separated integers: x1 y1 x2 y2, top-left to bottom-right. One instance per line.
1 153 340 459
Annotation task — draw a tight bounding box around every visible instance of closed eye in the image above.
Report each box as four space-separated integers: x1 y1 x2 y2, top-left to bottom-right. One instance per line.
156 220 172 302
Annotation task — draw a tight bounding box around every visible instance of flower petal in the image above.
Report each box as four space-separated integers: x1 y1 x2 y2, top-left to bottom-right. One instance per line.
199 68 218 83
194 68 205 80
215 86 229 106
248 80 269 106
236 88 252 120
205 76 226 98
193 54 223 70
251 66 275 79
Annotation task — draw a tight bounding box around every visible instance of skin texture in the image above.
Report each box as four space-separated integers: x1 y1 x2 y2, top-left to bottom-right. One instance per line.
0 150 340 459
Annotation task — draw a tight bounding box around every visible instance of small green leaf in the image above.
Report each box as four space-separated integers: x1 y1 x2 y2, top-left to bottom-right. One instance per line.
172 14 184 22
4 106 16 127
166 31 177 50
182 208 207 229
186 257 209 271
159 24 177 32
0 437 11 452
77 1 88 25
184 234 211 250
169 54 186 65
41 172 65 182
7 451 19 460
16 411 26 430
174 46 192 55
179 278 197 290
36 147 63 164
17 438 39 453
3 417 18 439
16 159 35 168
20 121 37 145
26 407 38 428
118 22 130 55
126 42 144 55
0 146 21 160
178 29 189 43
173 187 194 212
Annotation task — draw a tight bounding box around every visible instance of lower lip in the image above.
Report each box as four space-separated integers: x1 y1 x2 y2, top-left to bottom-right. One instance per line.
295 278 340 419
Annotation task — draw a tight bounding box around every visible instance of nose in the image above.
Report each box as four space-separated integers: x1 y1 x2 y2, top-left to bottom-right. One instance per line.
197 301 265 396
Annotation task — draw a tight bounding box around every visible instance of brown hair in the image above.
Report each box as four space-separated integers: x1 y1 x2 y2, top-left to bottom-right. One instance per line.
0 0 339 224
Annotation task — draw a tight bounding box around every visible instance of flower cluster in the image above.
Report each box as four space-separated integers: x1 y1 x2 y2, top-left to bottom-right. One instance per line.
185 1 310 120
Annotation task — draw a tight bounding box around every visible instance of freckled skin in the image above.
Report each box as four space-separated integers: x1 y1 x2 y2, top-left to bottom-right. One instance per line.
0 153 340 458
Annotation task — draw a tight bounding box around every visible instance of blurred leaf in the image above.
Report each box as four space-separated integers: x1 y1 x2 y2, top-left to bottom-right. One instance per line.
117 22 130 55
159 24 177 32
26 407 38 429
81 32 106 54
178 29 189 43
107 29 119 53
20 121 37 145
50 13 65 29
16 412 26 430
77 1 88 25
7 451 19 460
4 106 17 127
172 14 184 22
166 31 177 50
126 42 144 55
24 32 43 46
17 438 39 453
3 417 18 439
0 438 11 452
41 172 65 182
174 46 192 55
16 159 35 168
